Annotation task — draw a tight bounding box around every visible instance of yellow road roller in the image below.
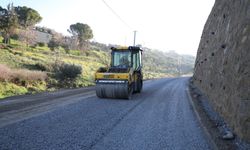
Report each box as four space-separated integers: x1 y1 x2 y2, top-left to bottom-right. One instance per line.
95 46 143 99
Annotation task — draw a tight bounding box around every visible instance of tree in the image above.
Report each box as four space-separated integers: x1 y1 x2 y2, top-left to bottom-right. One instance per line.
18 28 37 47
48 31 65 51
48 37 60 51
68 23 93 49
0 4 42 45
14 6 42 29
0 4 18 44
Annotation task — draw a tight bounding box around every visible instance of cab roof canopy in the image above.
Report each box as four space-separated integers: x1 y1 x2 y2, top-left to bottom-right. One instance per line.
111 46 143 51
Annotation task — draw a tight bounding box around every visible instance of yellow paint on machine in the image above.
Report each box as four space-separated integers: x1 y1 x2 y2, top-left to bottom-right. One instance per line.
95 73 129 80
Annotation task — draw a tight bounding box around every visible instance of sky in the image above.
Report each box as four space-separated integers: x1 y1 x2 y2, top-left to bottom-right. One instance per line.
0 0 215 56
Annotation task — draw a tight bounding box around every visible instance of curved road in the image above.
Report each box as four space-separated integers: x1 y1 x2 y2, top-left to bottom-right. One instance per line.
0 77 212 150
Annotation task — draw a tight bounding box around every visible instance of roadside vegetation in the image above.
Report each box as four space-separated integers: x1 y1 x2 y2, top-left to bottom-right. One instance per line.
0 3 195 99
0 39 109 98
0 39 194 98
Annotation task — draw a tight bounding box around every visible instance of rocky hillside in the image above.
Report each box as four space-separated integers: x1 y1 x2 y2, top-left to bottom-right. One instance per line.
193 0 250 142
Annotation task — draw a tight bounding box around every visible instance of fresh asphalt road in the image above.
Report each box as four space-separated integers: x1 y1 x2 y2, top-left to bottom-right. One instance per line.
0 77 212 150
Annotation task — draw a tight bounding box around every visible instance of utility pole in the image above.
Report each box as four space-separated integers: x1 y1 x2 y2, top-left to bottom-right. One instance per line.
133 31 137 46
177 56 182 76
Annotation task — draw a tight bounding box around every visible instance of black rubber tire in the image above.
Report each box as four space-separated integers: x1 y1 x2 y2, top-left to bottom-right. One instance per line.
137 80 143 93
127 85 132 100
133 80 142 93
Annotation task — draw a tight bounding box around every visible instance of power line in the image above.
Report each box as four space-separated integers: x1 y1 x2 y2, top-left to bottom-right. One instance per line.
101 0 132 30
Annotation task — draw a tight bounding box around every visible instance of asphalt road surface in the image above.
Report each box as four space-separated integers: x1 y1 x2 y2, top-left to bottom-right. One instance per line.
0 77 212 150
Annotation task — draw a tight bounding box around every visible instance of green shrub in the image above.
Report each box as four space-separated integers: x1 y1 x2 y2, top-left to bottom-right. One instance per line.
54 63 82 81
64 48 71 54
34 63 47 71
38 42 45 47
10 34 19 40
62 44 70 52
48 39 60 51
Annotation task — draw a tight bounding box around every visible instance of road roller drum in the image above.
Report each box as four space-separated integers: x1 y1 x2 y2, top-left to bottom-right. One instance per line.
96 80 132 99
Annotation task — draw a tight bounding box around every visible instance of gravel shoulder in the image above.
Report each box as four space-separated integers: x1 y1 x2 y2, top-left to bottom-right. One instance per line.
188 79 250 150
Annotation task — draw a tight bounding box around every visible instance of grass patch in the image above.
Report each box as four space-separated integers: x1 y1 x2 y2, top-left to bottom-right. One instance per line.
0 82 28 99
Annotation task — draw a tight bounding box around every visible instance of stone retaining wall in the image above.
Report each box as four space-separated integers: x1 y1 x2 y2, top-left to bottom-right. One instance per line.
193 0 250 142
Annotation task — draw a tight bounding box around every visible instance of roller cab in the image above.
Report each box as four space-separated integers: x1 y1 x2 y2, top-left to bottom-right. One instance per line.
95 46 143 99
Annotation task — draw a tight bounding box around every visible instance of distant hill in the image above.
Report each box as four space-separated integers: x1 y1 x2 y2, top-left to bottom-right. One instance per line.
90 42 195 78
142 48 194 77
